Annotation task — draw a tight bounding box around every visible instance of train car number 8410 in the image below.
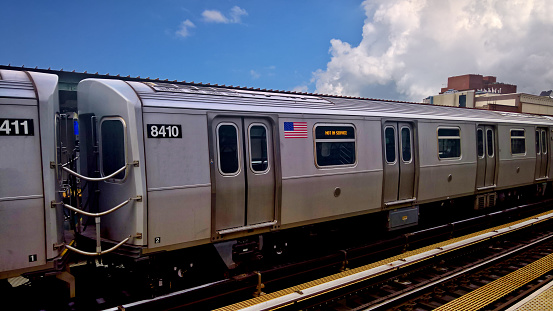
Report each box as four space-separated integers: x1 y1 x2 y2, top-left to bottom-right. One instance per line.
147 124 182 138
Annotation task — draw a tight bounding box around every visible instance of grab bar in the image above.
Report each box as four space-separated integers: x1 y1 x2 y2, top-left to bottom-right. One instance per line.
62 164 128 182
53 195 141 256
61 196 141 217
64 236 132 256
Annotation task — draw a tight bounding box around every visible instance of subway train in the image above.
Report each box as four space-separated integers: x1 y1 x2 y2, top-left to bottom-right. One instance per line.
2 68 553 291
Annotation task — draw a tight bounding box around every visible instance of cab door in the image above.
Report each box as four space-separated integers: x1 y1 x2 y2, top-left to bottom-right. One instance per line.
383 122 415 204
211 116 275 232
476 125 496 189
535 127 548 180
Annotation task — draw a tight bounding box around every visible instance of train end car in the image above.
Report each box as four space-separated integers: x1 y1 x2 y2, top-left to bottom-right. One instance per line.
0 70 65 279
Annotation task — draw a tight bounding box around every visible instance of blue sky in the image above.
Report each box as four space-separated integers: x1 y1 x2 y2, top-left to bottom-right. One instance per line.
2 1 553 102
1 1 365 94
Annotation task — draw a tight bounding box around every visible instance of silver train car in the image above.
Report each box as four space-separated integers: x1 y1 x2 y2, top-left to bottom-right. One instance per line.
2 68 553 284
75 78 553 261
0 70 65 279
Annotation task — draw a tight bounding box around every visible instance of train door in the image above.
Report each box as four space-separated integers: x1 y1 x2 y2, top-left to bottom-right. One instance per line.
212 116 275 232
476 125 496 189
383 122 415 204
535 127 548 180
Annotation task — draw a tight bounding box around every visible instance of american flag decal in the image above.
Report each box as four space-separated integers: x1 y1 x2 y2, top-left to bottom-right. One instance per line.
284 122 308 138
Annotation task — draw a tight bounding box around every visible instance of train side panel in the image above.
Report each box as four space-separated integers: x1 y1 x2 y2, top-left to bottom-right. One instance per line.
0 70 62 277
0 101 46 273
417 121 477 202
496 124 535 188
141 107 211 249
279 117 383 227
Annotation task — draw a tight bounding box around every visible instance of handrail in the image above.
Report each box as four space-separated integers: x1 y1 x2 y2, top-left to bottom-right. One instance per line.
62 196 141 217
62 164 128 182
64 236 131 256
61 156 80 168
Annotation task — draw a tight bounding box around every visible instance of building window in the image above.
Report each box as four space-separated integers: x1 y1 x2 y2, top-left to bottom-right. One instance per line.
459 94 466 108
101 118 126 180
314 124 356 167
511 129 526 155
438 127 461 159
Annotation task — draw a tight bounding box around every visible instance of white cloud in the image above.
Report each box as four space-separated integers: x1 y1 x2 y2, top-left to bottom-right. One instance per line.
203 6 247 24
250 70 260 79
314 0 553 102
176 19 195 37
202 10 229 23
229 6 248 23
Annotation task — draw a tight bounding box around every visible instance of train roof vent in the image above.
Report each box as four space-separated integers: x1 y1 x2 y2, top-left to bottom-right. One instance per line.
143 82 333 105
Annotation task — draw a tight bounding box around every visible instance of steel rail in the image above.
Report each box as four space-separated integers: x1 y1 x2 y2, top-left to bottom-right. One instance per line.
218 209 553 311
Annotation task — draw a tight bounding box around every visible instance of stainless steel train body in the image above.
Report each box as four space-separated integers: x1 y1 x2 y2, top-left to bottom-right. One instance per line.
76 78 553 257
3 68 553 280
0 70 64 278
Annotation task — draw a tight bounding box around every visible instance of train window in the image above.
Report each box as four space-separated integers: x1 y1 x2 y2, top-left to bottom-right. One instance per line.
486 129 494 157
217 123 240 175
314 124 356 167
477 129 484 158
542 130 547 154
437 127 461 159
385 127 396 163
100 118 126 180
401 127 412 163
536 130 540 155
511 129 526 155
249 124 269 173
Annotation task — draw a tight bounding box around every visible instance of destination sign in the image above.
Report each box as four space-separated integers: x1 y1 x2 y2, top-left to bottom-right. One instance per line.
315 126 355 139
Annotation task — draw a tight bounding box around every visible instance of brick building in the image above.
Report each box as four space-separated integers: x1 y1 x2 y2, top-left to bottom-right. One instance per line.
440 74 517 94
425 74 553 116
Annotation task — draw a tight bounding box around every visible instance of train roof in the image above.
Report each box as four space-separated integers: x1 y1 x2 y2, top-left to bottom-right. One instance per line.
3 65 552 126
120 80 553 126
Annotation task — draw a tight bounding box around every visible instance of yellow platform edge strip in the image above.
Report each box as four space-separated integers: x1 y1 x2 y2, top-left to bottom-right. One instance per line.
215 210 553 311
435 253 553 311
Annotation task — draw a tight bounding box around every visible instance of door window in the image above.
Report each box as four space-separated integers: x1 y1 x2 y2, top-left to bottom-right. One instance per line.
385 127 396 163
217 123 240 175
536 130 541 155
542 130 547 154
249 124 269 173
401 127 412 163
100 118 126 180
486 129 494 157
477 129 484 158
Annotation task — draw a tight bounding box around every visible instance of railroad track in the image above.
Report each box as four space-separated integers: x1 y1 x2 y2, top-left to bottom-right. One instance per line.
280 227 553 311
216 207 553 311
106 200 553 311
